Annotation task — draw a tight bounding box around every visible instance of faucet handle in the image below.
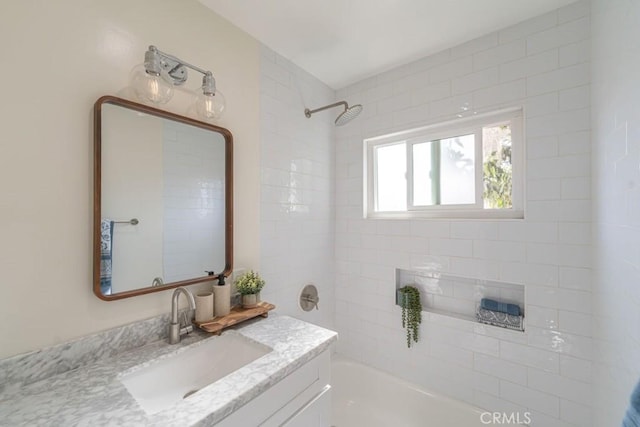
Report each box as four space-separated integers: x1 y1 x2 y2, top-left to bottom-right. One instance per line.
180 310 190 327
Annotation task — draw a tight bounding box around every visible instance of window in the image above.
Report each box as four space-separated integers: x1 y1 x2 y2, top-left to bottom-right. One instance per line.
365 108 524 219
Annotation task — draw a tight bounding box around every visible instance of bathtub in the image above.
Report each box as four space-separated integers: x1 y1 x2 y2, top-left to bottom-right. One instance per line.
331 355 525 427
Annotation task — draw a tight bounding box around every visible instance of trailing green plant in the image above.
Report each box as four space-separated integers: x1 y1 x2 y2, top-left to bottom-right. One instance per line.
234 270 265 295
398 285 422 348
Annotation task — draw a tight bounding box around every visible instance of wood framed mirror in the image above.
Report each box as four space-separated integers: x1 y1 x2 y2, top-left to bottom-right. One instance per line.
93 96 233 300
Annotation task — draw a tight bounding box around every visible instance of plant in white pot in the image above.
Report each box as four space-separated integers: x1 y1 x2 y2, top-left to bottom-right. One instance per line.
234 270 265 308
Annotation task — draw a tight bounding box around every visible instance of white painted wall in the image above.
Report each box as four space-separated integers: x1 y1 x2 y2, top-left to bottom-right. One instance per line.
591 0 640 424
259 46 336 330
0 0 260 359
334 2 592 426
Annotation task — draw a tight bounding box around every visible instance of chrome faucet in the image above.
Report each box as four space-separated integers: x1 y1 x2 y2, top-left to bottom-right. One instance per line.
168 287 196 344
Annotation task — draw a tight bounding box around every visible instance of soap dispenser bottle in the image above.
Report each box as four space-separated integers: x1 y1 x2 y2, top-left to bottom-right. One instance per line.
213 273 230 317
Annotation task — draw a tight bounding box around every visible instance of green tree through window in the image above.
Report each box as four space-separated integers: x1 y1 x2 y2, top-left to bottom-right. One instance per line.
483 125 512 209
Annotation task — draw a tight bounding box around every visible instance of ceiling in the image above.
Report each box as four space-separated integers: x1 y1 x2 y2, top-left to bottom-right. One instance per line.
199 0 579 89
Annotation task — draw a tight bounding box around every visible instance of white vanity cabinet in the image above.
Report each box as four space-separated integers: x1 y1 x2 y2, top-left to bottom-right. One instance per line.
280 384 331 427
216 350 331 427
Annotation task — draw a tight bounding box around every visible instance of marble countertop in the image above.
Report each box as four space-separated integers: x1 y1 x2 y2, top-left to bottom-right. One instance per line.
0 315 337 426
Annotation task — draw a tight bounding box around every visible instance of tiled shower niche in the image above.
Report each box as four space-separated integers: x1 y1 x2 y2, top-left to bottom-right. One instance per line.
395 269 525 331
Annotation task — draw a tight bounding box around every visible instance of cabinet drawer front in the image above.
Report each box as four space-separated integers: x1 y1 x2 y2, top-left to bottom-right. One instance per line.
216 352 331 427
281 385 331 427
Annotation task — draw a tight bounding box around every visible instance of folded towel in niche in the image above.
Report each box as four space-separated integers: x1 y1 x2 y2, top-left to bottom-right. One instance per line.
100 219 114 295
622 378 640 427
480 298 521 316
476 307 524 331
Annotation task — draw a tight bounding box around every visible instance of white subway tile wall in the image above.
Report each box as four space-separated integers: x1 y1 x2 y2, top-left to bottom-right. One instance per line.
334 2 591 426
592 0 640 425
162 123 225 283
259 45 336 330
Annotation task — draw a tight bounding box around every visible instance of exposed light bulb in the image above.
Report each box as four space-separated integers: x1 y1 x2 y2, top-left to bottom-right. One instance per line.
129 64 174 105
195 89 226 121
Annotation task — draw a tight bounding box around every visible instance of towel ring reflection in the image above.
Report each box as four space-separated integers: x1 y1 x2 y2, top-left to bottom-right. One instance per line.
114 218 139 225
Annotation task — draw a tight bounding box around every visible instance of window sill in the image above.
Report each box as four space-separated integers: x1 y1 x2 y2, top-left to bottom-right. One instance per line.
366 209 524 220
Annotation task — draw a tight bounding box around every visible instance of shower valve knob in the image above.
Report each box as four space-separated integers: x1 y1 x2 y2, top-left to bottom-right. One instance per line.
301 294 319 309
299 284 320 312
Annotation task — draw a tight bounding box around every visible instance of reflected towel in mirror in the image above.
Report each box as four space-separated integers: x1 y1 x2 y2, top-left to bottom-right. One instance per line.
623 378 640 427
100 219 114 295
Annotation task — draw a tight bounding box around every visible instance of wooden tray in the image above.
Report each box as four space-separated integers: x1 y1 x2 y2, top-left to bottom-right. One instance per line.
194 301 275 335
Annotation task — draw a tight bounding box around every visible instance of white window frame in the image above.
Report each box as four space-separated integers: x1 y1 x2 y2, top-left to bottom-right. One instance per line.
364 108 525 220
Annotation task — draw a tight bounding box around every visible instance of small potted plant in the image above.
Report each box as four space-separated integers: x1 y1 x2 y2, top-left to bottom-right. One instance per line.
234 270 265 308
398 285 422 348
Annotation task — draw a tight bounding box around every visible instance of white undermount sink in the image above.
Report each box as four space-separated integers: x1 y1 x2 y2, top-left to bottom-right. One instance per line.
120 332 272 415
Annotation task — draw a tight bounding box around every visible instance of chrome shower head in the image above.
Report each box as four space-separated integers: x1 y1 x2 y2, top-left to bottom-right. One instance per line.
335 103 363 126
304 101 363 126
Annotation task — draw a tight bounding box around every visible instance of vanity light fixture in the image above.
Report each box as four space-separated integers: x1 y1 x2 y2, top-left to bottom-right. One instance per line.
130 45 225 120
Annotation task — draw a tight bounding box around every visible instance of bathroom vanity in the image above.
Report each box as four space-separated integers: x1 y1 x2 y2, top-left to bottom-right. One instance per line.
0 315 337 426
0 96 340 425
0 96 343 425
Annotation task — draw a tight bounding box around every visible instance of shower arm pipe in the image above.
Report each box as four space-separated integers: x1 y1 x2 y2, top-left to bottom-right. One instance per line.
305 101 349 117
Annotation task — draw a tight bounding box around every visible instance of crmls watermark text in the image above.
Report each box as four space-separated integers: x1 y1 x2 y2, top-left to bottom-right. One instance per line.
480 411 532 425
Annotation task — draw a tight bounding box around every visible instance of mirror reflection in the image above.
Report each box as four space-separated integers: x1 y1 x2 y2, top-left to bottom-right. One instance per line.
94 96 232 300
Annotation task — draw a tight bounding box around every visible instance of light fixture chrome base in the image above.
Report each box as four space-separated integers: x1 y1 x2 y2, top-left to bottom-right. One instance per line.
146 45 218 88
159 58 188 85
